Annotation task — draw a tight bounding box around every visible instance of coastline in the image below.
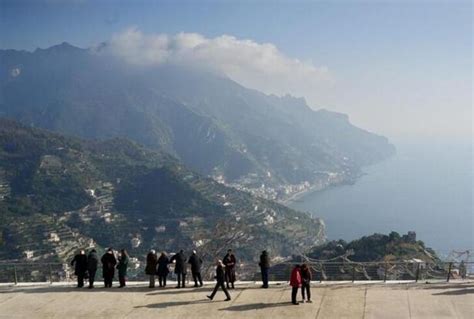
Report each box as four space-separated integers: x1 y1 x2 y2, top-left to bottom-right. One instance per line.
279 174 361 206
280 154 396 207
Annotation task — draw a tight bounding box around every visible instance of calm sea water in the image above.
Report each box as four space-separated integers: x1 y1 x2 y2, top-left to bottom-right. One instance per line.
289 141 473 256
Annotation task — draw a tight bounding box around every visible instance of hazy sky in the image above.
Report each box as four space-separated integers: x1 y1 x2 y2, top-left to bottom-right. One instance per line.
1 0 472 141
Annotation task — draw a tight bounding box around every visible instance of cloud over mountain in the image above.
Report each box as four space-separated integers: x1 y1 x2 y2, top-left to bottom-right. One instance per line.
100 27 333 103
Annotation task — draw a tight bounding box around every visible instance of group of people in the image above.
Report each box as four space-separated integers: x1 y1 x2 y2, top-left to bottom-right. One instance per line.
70 248 129 289
144 249 202 288
71 248 311 304
289 263 313 305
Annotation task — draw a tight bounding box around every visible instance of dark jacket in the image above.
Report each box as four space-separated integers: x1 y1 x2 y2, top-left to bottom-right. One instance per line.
170 252 187 274
145 252 158 275
259 252 270 269
301 266 312 283
188 254 203 273
157 255 170 276
71 254 88 275
117 255 129 277
87 251 99 272
223 254 236 269
101 252 117 277
215 264 225 283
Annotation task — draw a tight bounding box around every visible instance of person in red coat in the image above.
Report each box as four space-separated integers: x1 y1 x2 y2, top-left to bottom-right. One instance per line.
290 265 302 305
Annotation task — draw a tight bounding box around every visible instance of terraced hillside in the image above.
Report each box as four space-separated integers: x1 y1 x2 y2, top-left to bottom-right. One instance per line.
0 118 325 269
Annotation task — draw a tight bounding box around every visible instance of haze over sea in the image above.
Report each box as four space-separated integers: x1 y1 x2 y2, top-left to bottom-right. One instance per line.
289 140 473 257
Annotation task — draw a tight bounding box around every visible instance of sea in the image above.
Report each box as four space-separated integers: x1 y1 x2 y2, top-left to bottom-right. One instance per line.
289 140 473 259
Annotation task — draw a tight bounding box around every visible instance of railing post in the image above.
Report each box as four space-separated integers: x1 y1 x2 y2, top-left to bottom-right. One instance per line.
447 262 452 282
383 263 387 282
352 264 356 283
49 264 53 284
415 263 420 282
13 265 18 285
319 263 323 283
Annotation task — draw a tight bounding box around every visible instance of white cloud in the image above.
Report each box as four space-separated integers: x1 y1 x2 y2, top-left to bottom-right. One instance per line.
101 27 333 102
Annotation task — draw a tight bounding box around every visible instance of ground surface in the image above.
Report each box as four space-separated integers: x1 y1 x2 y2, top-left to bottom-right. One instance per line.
0 281 472 318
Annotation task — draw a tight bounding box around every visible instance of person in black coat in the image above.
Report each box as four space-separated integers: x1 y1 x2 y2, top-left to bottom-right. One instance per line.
300 263 312 303
207 260 231 301
188 250 203 287
101 248 117 288
71 249 88 288
170 250 187 288
87 249 99 289
157 252 170 287
223 249 237 289
145 250 158 288
259 250 270 288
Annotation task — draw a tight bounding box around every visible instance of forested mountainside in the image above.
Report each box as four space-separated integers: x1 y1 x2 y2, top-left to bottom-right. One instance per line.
0 118 325 265
306 231 439 263
0 43 395 200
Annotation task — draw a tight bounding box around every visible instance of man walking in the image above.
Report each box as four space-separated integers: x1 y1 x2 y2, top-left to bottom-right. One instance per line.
207 260 231 301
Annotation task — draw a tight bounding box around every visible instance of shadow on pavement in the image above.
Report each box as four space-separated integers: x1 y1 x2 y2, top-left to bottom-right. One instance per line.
147 288 213 295
432 288 474 296
219 302 294 311
419 283 474 290
135 299 227 309
0 286 171 294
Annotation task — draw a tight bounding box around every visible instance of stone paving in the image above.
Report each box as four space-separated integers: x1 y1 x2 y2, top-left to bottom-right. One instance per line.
0 281 472 318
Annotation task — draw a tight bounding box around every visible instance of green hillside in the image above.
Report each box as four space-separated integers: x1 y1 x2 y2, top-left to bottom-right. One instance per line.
306 231 439 263
0 118 325 266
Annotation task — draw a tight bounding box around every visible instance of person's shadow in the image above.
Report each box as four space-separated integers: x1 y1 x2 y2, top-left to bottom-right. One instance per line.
218 302 293 311
135 299 227 309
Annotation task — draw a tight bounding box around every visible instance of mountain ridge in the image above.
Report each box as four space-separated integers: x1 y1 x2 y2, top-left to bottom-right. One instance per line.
0 43 395 201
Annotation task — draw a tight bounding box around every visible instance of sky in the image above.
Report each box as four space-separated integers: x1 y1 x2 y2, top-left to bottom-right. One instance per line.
0 0 472 142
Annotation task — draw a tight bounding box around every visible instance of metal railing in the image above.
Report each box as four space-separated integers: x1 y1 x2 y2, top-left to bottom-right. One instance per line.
0 261 472 284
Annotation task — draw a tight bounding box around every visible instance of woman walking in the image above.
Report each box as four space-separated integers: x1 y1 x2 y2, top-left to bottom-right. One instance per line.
117 249 129 288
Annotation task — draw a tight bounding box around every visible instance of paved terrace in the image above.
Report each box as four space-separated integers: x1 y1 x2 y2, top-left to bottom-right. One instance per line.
0 281 472 319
